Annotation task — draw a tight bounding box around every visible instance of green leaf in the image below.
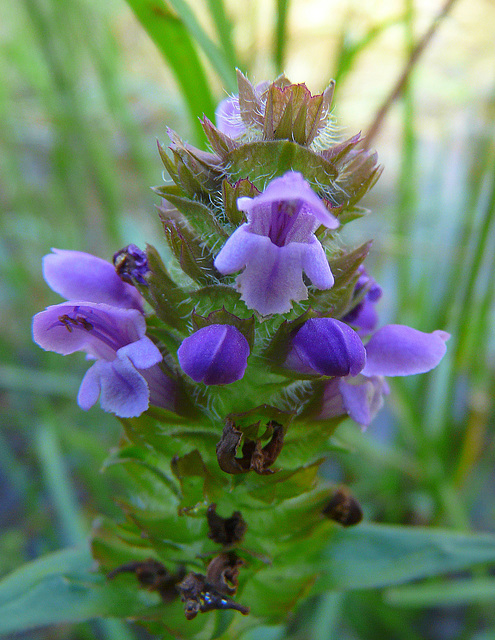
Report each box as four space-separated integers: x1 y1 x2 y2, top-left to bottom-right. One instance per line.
165 0 236 92
0 546 158 635
385 577 495 607
225 140 337 191
123 0 216 145
315 523 495 592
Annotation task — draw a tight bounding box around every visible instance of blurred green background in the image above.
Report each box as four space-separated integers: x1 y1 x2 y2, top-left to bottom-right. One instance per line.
1 0 495 638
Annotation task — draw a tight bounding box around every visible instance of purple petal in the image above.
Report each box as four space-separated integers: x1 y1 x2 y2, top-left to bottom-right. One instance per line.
343 298 379 336
78 358 150 417
302 237 334 289
214 225 257 275
141 364 177 412
237 172 339 230
233 235 309 315
362 324 450 377
118 336 162 369
177 324 250 385
284 318 366 377
339 375 387 427
33 302 146 360
215 95 246 138
318 378 346 420
43 249 143 311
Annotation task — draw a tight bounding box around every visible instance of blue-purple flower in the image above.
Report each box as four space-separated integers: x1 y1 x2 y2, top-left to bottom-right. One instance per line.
214 172 338 316
342 267 382 336
177 324 250 385
33 249 175 418
317 324 450 427
283 318 366 377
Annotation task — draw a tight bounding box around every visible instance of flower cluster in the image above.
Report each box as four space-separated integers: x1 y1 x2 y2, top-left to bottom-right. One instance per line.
32 72 451 628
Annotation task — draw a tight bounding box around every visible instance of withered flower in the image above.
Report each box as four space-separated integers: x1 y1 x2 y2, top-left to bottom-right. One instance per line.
207 503 247 546
107 558 185 603
216 419 284 475
178 553 249 620
322 487 363 527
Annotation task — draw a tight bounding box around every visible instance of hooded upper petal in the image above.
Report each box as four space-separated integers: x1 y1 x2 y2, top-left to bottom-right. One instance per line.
361 324 450 377
32 302 146 360
284 318 366 377
43 249 143 311
237 172 339 230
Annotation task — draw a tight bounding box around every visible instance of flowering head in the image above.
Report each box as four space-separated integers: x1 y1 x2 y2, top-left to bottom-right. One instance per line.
214 171 338 315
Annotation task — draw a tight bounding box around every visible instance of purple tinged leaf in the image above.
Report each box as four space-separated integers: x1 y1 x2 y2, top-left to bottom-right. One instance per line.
177 324 250 385
284 318 366 377
361 325 450 377
43 249 143 311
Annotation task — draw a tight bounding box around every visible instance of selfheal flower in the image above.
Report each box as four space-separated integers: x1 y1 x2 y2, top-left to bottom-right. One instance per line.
43 248 144 311
284 317 366 377
214 172 338 316
177 324 250 385
342 267 382 336
317 325 450 427
33 302 166 417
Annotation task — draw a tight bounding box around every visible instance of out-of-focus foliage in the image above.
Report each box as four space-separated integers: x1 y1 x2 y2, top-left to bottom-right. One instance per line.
1 0 495 638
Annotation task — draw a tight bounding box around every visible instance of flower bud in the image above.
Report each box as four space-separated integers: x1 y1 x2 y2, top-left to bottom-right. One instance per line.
177 324 250 385
284 318 366 377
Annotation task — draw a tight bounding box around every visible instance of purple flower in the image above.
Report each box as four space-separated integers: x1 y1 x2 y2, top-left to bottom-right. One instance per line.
284 318 366 377
43 249 144 312
177 324 250 385
214 172 338 316
342 267 382 336
215 82 268 138
215 95 246 139
33 249 175 417
33 302 166 417
317 325 450 427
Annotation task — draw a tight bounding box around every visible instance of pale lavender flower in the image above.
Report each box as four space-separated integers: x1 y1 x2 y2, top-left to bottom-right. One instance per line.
283 318 366 377
33 249 175 417
318 325 450 427
214 172 338 316
33 302 165 417
177 324 250 385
